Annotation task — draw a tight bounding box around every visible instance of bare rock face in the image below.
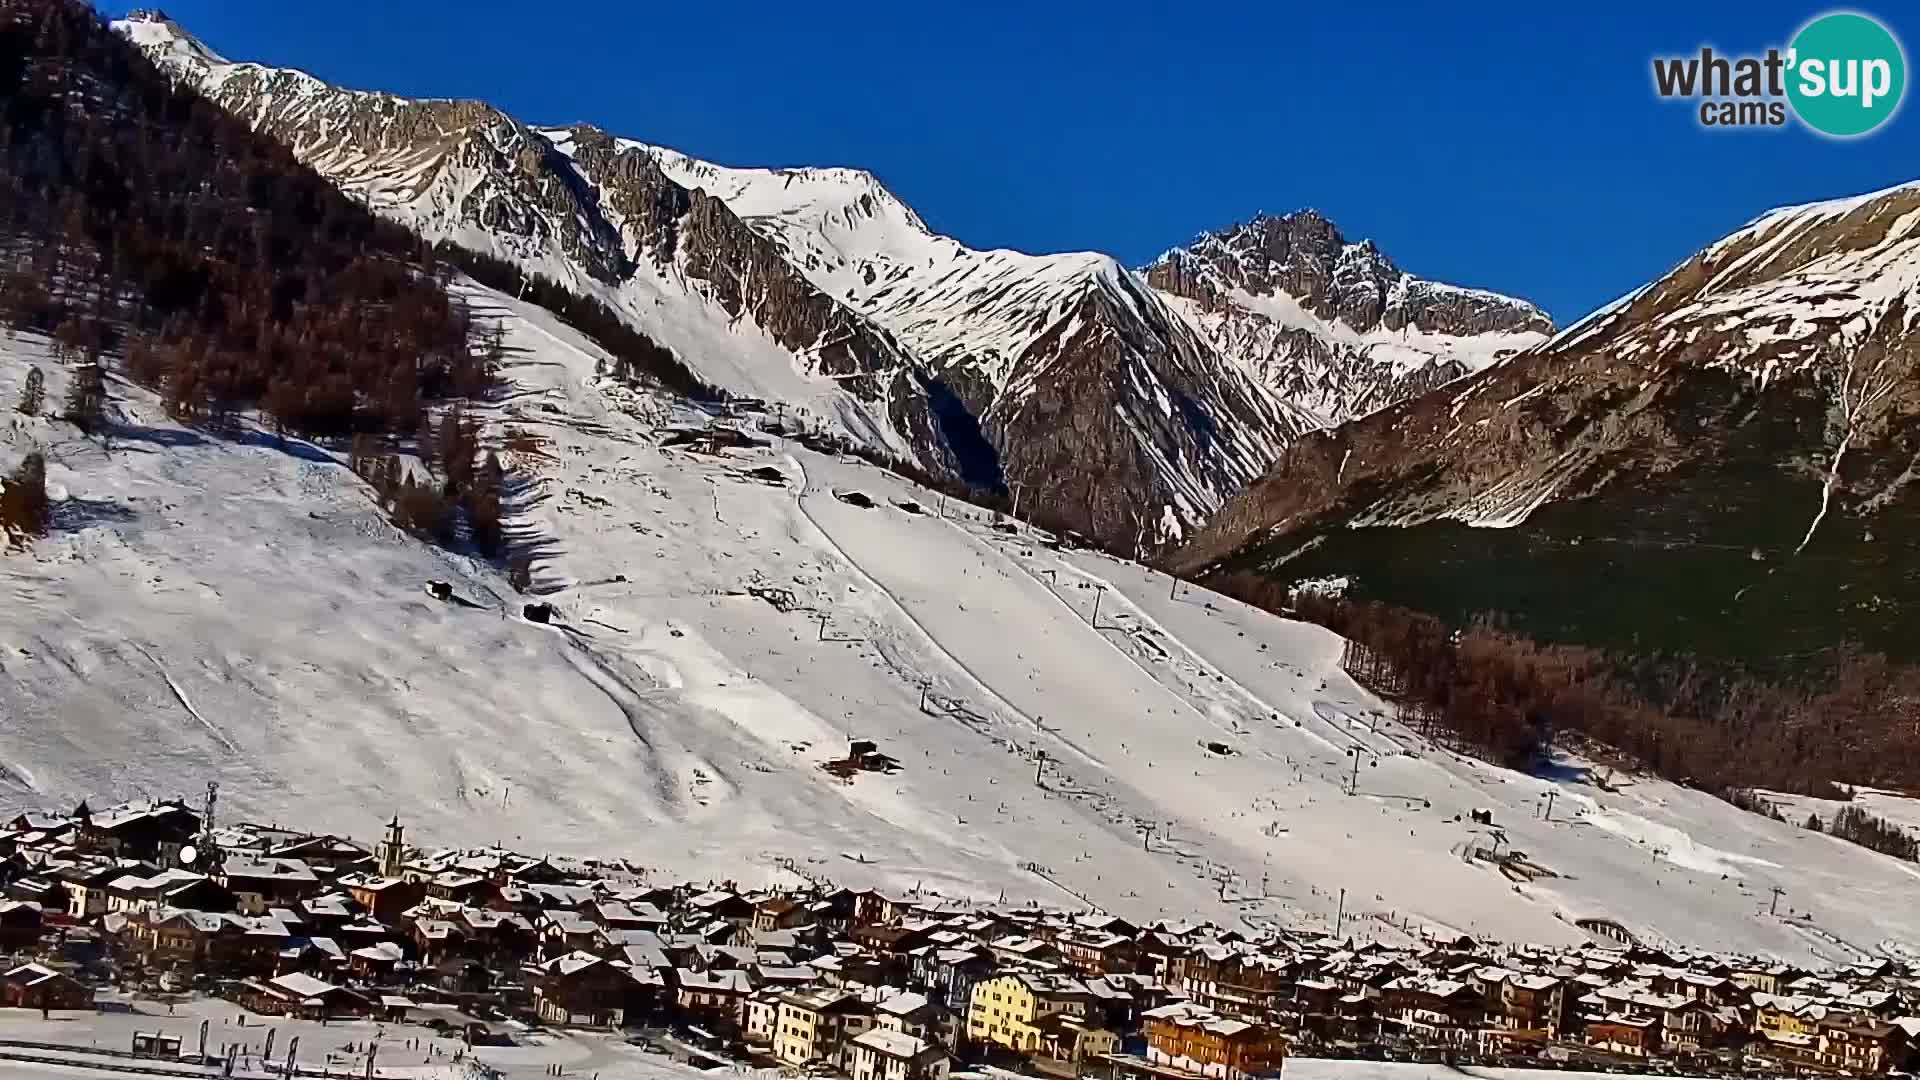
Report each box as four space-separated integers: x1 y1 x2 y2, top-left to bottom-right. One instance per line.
1177 181 1920 669
1147 211 1552 426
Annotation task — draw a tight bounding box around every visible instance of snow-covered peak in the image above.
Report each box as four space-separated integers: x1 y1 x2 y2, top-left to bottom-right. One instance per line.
617 135 1143 319
110 13 1381 546
118 9 227 68
1145 209 1551 425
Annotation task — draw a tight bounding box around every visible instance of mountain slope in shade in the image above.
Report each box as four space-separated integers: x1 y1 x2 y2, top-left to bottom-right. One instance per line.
116 11 1324 550
1177 180 1920 668
1147 210 1553 425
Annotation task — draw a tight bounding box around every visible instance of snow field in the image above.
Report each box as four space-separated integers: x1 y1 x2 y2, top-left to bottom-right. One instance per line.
7 279 1920 961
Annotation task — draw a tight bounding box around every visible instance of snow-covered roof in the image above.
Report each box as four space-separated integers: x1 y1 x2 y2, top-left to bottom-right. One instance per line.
852 1028 938 1060
269 972 340 1000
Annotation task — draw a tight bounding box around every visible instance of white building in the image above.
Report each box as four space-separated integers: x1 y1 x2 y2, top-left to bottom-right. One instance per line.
849 1028 949 1080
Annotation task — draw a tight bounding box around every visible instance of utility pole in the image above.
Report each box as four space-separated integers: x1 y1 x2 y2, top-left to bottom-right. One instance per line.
1770 886 1786 916
1346 750 1363 796
1010 479 1030 529
1034 748 1046 785
1169 573 1180 602
1542 790 1557 822
1335 887 1346 939
817 613 830 641
1091 587 1105 629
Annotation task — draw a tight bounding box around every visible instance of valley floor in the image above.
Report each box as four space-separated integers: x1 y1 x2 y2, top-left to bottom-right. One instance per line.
4 282 1920 963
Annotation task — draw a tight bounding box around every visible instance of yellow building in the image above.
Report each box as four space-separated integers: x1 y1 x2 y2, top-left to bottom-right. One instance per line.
967 973 1094 1054
1753 995 1819 1041
776 988 875 1068
1752 994 1821 1060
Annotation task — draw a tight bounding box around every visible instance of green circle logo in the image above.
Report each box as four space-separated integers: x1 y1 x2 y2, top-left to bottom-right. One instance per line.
1786 12 1906 137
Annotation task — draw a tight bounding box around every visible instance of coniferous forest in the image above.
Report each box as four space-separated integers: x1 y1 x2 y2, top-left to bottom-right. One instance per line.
0 0 496 437
1212 572 1920 818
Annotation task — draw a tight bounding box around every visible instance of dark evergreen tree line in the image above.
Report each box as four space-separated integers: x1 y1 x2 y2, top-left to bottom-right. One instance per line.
1212 574 1920 801
431 242 724 403
0 450 48 541
1827 806 1919 861
348 407 505 557
0 0 492 438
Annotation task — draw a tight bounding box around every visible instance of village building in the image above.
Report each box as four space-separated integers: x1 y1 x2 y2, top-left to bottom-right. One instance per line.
73 802 200 864
1030 1010 1121 1064
1378 976 1480 1046
776 987 876 1069
130 909 249 973
235 972 367 1019
677 968 753 1028
217 857 320 915
63 862 142 920
0 962 94 1012
967 972 1094 1055
1585 1013 1660 1058
1817 1015 1905 1074
1138 1001 1288 1080
0 900 45 948
755 896 811 931
102 868 228 916
340 873 425 921
849 1027 950 1080
911 944 995 1013
531 952 644 1027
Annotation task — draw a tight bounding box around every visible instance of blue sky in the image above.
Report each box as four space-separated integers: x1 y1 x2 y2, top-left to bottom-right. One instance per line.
113 2 1914 324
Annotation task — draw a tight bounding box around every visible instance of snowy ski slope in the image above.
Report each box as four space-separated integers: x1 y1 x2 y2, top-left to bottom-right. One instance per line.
4 282 1919 963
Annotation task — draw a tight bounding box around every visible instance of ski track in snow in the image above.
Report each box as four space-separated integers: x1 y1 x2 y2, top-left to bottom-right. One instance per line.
129 641 239 754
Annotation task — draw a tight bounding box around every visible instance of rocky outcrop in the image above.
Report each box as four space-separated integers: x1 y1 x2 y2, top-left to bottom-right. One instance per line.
1147 210 1552 425
1149 210 1551 336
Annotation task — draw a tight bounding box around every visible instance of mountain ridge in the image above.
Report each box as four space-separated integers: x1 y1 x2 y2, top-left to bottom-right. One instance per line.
114 9 1546 551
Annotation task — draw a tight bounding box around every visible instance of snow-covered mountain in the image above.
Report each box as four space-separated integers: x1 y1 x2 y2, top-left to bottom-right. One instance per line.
594 140 1324 547
13 0 1920 973
1178 178 1920 668
11 282 1920 963
118 11 1344 550
114 11 1553 551
1147 210 1552 424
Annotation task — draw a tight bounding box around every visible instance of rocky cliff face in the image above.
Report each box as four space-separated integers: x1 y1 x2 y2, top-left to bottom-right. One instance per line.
1147 211 1552 424
1177 182 1920 669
